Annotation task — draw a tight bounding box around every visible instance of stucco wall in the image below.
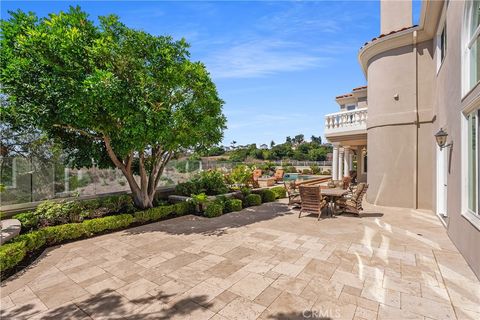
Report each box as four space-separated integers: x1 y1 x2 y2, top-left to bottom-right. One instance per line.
433 0 480 279
366 40 435 209
366 0 479 279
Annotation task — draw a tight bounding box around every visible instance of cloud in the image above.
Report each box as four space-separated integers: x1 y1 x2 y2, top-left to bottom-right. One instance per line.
205 39 332 79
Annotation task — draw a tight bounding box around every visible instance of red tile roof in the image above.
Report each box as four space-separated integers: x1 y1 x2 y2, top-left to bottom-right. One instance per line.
352 86 367 91
362 25 418 48
335 93 353 99
336 85 367 99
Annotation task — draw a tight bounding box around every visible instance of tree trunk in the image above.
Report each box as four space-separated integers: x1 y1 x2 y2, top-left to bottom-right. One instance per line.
130 187 154 209
103 136 169 210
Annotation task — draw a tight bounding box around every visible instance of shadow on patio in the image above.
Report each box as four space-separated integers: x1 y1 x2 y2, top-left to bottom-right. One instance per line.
123 202 295 237
0 289 213 320
122 201 383 238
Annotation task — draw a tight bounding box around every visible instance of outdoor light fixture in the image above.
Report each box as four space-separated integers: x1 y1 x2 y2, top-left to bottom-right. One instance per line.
435 128 453 150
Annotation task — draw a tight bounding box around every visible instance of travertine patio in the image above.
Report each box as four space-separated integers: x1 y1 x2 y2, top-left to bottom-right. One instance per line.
1 200 479 320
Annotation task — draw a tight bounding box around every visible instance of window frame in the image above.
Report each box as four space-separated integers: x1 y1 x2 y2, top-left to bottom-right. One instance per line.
462 105 480 230
436 5 447 73
462 0 480 96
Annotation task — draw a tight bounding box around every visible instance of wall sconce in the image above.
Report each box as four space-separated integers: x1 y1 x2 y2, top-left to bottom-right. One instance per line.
435 128 453 150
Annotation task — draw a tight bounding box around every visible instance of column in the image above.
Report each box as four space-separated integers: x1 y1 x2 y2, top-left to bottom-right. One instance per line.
338 148 344 180
343 146 350 177
348 150 353 170
332 144 339 181
357 146 363 175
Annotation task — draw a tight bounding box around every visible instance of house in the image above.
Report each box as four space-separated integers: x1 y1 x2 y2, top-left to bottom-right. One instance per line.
325 0 480 279
325 86 368 183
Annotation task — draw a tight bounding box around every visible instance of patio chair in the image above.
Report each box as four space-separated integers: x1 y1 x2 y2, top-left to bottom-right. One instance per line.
342 176 352 190
274 169 284 182
335 183 369 215
349 171 357 184
253 169 262 181
284 181 301 206
298 185 328 220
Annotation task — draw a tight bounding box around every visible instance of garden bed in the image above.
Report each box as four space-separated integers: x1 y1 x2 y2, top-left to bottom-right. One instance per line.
0 201 193 281
0 165 288 281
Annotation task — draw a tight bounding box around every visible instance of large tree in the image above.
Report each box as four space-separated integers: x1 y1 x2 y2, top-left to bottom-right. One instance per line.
1 7 226 208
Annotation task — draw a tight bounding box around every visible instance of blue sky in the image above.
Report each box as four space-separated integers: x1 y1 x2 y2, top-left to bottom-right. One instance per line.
1 1 421 146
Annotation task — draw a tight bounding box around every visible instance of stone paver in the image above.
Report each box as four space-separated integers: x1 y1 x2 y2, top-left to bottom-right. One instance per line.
1 200 480 319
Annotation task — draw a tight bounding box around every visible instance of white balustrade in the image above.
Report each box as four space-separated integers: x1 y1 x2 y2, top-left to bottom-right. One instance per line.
324 108 368 136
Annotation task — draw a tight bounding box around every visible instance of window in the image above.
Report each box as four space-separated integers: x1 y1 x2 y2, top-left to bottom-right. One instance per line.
346 104 356 111
437 24 447 71
463 0 480 94
436 6 447 72
440 26 447 63
466 110 480 215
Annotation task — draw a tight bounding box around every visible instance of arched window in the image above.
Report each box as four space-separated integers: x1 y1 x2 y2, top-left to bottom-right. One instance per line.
463 0 480 94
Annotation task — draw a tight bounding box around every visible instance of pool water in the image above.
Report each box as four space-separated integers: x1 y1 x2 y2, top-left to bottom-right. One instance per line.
283 173 318 182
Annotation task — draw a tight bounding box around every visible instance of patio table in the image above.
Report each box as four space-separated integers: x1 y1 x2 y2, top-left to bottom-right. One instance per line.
321 188 349 217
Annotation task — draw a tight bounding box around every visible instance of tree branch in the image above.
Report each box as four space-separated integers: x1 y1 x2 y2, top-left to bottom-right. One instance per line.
104 136 140 193
52 124 101 140
150 151 173 197
139 150 148 192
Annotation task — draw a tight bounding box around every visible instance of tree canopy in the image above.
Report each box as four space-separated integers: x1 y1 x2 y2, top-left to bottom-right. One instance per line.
1 7 226 208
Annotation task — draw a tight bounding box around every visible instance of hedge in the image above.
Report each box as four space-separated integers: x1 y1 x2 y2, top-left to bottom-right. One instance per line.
259 189 276 203
270 186 287 199
0 202 194 274
205 202 223 218
224 199 243 213
244 194 262 207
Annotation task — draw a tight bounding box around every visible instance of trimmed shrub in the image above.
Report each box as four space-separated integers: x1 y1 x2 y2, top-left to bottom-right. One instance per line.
135 207 168 223
82 214 133 235
174 201 195 216
14 231 46 252
0 241 27 272
270 186 287 199
244 194 262 207
259 189 276 203
224 199 242 212
205 202 223 218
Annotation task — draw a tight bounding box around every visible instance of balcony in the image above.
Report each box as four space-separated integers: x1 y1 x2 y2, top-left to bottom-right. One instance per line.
324 108 367 139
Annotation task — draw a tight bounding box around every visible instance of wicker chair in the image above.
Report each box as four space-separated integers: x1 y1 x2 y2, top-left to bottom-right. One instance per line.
342 176 352 190
299 185 328 220
335 183 368 215
284 181 301 206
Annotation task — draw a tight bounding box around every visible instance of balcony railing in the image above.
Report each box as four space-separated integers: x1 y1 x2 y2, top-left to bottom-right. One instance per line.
324 108 368 136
